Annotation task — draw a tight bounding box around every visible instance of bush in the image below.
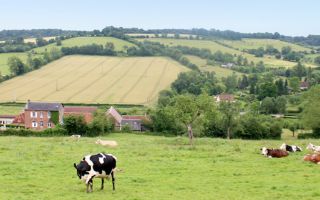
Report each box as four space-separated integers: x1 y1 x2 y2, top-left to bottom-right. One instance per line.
0 127 68 137
298 133 320 139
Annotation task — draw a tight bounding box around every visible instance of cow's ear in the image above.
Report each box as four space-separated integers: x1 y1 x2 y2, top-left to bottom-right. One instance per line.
73 163 77 169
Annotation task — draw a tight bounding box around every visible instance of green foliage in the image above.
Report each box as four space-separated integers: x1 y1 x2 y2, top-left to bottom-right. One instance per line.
86 111 113 136
171 71 221 95
289 77 300 93
0 127 67 136
63 115 87 135
222 72 238 93
302 85 320 135
8 56 25 75
51 111 59 124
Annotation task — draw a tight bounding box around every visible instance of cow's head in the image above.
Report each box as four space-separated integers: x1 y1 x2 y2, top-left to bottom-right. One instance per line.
74 161 90 180
260 147 268 156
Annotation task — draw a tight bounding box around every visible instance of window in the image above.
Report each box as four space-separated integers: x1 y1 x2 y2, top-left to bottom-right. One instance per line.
40 121 44 127
32 121 37 128
40 112 43 118
31 111 37 118
48 111 51 118
48 122 51 128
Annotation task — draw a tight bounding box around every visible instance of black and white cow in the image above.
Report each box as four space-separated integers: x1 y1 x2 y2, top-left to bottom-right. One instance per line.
74 153 117 193
280 143 302 152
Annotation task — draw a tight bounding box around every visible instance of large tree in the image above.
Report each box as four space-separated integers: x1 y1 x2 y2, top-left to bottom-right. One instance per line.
219 101 239 139
8 56 25 76
170 94 215 144
302 85 320 135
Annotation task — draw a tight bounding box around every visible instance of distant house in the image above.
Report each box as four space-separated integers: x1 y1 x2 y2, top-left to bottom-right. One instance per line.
300 81 309 90
106 106 147 131
221 63 234 68
214 94 236 103
64 106 97 123
24 100 64 130
0 115 16 125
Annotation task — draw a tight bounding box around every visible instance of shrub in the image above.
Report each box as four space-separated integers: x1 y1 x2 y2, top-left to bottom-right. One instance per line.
0 127 68 137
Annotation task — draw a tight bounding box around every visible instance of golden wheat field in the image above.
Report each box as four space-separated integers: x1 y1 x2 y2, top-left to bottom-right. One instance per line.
0 55 188 105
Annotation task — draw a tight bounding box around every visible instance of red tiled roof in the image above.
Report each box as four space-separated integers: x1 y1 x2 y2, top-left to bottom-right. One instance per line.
64 106 97 113
0 115 16 119
12 113 25 125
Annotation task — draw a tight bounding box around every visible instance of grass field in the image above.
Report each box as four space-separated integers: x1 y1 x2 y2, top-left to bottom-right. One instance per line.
0 104 24 115
220 38 312 52
1 133 320 199
185 55 243 78
33 37 136 53
0 55 188 105
140 38 302 68
0 52 28 75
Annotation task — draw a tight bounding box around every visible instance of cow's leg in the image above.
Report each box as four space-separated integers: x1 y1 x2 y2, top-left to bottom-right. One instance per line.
101 178 104 190
90 180 93 192
111 171 115 191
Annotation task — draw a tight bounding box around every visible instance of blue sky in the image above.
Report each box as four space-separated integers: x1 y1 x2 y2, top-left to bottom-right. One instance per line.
0 0 318 36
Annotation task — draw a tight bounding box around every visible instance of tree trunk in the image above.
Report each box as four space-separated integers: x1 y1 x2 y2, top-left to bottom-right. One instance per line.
227 127 231 140
187 124 194 145
292 130 295 137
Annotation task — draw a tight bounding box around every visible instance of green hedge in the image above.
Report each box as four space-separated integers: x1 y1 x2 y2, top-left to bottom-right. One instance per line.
0 127 68 137
298 133 320 139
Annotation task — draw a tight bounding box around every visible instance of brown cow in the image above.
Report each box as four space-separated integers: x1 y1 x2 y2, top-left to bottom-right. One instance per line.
260 147 289 158
303 154 320 164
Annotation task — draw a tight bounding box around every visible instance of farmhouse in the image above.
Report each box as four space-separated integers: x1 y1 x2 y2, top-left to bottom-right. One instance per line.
0 115 16 125
300 81 309 90
214 94 235 103
106 106 147 131
24 100 64 130
64 106 97 123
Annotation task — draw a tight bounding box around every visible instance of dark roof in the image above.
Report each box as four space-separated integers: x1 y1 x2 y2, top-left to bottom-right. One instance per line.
0 115 16 119
26 101 63 111
300 81 309 88
64 106 97 113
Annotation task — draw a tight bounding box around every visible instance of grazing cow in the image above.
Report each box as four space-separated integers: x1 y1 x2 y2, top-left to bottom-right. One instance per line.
279 143 302 152
260 147 289 158
74 153 117 193
306 143 320 152
95 139 118 147
303 153 320 164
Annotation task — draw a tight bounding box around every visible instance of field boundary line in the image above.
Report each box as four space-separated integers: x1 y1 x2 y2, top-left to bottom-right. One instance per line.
118 58 156 103
92 59 139 102
64 58 125 102
15 57 95 100
144 60 169 103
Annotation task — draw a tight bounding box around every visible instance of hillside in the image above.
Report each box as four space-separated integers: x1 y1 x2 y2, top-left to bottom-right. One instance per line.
0 55 188 105
0 53 29 75
33 36 136 53
1 134 319 199
185 55 243 78
139 38 305 68
220 38 312 52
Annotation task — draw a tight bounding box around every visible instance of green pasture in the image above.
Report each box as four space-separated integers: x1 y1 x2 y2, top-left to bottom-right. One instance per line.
0 133 319 199
33 37 136 53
